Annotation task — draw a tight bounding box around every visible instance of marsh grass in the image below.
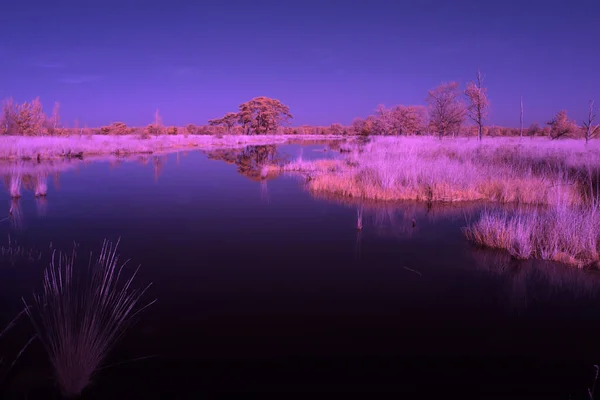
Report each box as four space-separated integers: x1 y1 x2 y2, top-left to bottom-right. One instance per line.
277 137 600 267
464 205 600 267
24 240 155 397
282 137 599 206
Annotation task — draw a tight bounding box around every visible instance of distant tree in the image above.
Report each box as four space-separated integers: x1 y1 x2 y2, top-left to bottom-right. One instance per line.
14 97 47 136
185 124 197 136
582 100 599 144
426 82 465 139
352 118 366 135
166 126 178 135
520 96 524 138
392 105 428 135
329 123 345 135
0 98 17 135
100 122 130 135
146 109 165 137
527 123 542 137
208 112 238 134
374 105 396 135
237 97 292 135
547 110 577 140
464 71 489 141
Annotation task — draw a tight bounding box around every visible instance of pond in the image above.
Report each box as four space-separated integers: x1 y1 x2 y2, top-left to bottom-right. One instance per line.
1 142 600 398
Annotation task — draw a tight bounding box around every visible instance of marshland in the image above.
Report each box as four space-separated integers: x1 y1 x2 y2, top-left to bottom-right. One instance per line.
1 133 600 398
2 0 600 395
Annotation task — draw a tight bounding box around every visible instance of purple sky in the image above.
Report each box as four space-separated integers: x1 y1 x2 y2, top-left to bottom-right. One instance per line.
1 0 599 128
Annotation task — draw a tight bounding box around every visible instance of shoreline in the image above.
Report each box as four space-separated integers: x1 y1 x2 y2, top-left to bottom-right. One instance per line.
0 134 347 161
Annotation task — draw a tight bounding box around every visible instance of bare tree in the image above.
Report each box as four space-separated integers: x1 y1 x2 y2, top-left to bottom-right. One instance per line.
464 71 489 141
148 109 164 137
520 96 524 138
51 102 60 131
427 81 465 139
582 100 599 144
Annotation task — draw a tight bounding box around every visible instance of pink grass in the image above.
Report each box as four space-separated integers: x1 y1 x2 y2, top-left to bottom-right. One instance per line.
464 205 600 267
24 240 155 397
282 136 600 206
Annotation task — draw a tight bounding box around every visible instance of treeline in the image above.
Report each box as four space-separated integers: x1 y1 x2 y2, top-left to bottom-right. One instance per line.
1 74 598 141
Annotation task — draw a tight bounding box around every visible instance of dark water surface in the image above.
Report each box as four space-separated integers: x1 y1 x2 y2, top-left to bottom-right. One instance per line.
1 144 600 398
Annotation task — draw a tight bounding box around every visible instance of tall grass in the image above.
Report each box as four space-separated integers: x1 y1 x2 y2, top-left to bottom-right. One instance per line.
281 136 600 206
464 204 600 267
24 240 155 397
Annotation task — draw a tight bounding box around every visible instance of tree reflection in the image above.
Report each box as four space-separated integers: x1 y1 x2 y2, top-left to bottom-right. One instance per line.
205 145 287 181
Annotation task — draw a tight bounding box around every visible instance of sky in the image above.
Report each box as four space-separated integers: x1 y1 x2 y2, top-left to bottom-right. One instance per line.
0 0 599 128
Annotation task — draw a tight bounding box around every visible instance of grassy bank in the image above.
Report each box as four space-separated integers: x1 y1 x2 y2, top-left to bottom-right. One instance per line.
0 134 344 160
276 136 600 267
282 136 599 206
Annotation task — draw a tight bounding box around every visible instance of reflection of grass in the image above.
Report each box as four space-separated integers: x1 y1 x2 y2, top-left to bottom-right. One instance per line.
24 240 155 397
471 249 600 310
8 200 23 231
0 310 36 387
0 236 42 266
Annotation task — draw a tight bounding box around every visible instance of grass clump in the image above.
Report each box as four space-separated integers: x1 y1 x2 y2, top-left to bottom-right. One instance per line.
464 205 600 268
24 240 154 397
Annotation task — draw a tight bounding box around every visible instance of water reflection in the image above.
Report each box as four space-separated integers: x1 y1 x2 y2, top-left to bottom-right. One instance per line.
205 145 288 181
8 199 23 231
471 249 600 311
0 236 43 266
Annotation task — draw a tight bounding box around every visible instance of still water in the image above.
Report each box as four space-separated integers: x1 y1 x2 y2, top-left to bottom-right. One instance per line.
1 143 599 398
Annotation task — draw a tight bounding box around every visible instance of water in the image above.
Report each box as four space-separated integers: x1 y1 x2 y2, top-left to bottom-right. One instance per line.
1 143 600 398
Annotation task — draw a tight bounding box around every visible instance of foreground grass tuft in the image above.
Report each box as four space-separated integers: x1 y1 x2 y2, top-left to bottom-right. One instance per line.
24 240 155 397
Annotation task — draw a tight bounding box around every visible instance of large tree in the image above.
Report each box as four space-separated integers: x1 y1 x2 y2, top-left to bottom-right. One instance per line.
237 97 292 135
464 71 489 141
426 82 465 139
